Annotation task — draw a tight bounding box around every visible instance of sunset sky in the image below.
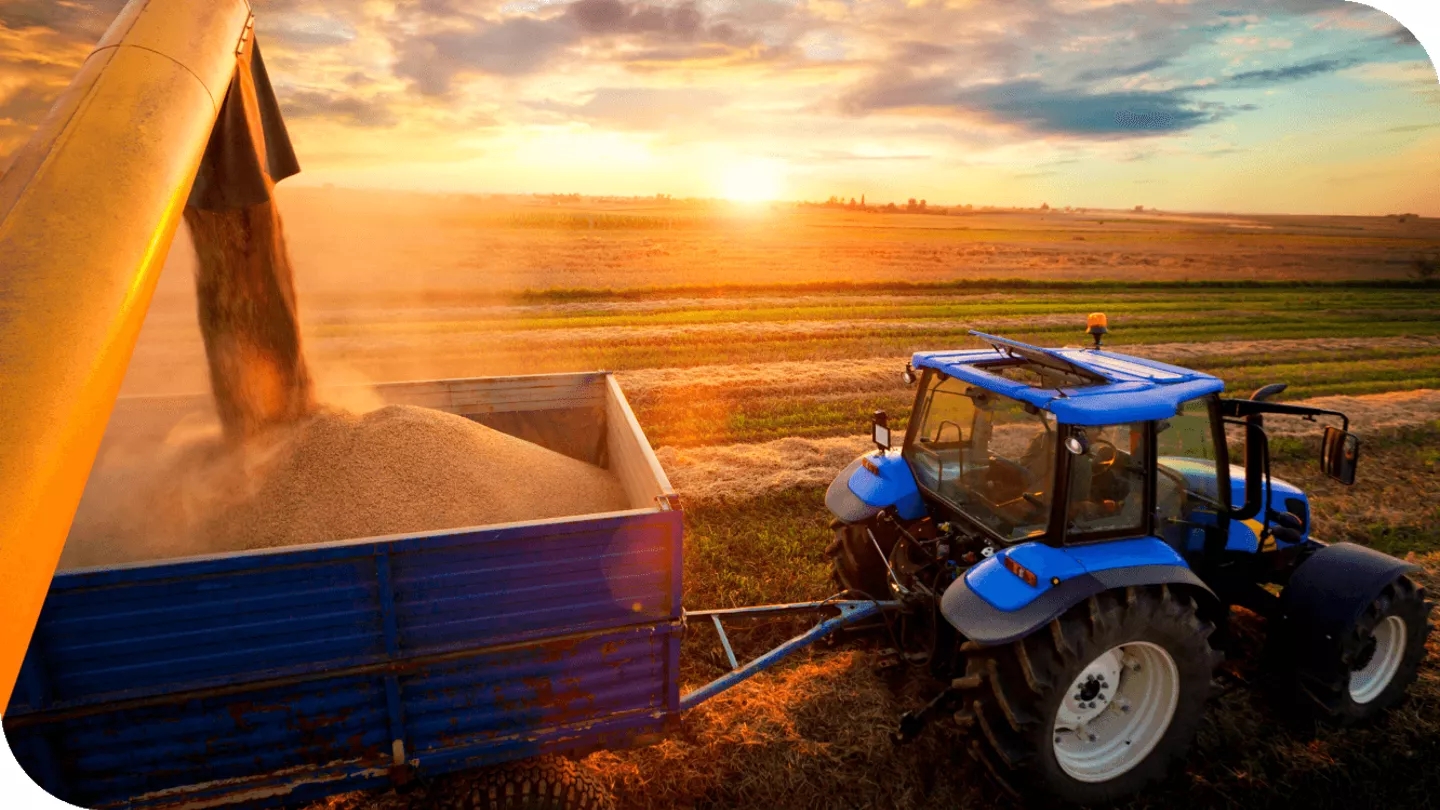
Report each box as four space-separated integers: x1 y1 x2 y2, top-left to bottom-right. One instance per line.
1 0 1437 214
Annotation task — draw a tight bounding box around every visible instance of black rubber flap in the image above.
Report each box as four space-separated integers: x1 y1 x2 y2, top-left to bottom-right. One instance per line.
188 40 300 211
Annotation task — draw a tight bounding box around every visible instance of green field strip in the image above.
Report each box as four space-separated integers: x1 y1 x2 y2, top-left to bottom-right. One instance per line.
512 278 1440 304
316 311 1440 359
310 291 1440 335
413 319 1440 374
314 321 1440 383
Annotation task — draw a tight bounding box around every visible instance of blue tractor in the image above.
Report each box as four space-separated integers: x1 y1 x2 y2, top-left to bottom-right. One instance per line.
824 318 1433 805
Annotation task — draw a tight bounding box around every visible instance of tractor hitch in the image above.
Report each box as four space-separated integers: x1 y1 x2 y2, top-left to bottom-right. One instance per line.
891 674 982 744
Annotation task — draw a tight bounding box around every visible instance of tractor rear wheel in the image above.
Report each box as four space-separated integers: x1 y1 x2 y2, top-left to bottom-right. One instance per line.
827 521 894 600
1273 574 1433 726
955 585 1222 806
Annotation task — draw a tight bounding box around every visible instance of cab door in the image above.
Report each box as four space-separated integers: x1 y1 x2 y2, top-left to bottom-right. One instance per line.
1152 394 1232 555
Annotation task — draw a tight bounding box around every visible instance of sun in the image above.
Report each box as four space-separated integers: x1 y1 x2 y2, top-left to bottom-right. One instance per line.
719 159 785 203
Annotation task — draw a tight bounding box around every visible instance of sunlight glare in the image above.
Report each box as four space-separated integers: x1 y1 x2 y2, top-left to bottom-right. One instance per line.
719 159 785 203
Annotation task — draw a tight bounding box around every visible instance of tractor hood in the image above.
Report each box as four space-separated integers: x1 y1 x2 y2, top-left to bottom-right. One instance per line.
1158 456 1311 551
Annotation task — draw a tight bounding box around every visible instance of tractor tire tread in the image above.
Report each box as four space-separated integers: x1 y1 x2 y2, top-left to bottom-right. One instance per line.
954 584 1220 806
828 522 894 599
444 756 615 810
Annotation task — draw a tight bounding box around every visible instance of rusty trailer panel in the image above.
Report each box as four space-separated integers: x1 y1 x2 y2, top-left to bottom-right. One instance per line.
2 373 684 809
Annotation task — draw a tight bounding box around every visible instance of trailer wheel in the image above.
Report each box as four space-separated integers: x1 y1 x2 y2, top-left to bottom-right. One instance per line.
444 756 615 810
827 521 894 599
1276 575 1433 726
956 585 1221 806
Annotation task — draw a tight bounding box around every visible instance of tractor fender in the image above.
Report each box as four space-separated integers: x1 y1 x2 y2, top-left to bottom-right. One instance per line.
941 537 1218 647
824 450 926 523
1276 542 1420 655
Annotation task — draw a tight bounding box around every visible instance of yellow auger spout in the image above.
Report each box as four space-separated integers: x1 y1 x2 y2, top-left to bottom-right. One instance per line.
0 0 254 711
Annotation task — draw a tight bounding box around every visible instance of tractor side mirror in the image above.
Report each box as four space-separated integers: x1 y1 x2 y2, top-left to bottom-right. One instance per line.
1321 426 1359 486
872 410 891 452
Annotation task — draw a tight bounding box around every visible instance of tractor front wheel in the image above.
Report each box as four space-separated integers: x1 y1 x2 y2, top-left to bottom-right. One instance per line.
827 520 895 600
956 585 1222 806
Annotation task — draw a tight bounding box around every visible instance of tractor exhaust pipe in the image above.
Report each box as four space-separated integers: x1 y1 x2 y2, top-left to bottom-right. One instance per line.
1233 383 1287 522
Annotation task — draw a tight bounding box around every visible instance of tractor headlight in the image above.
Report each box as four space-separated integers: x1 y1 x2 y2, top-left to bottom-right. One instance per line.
902 363 917 385
1066 431 1089 455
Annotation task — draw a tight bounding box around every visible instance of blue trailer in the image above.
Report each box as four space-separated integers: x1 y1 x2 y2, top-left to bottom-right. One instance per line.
3 372 889 809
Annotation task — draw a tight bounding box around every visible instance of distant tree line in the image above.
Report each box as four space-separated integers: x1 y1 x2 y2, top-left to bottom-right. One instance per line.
801 195 973 214
796 196 1109 215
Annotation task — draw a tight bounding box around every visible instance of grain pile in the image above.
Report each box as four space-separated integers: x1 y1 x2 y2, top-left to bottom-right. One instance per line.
61 405 629 569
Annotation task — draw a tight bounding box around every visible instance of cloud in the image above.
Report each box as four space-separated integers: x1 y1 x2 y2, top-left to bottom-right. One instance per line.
279 89 398 127
1387 122 1440 133
1383 25 1420 47
394 17 580 94
0 83 57 123
843 76 1220 137
390 0 768 95
890 41 953 66
1226 57 1360 86
1075 57 1172 83
567 0 705 39
0 0 126 39
266 13 359 48
816 151 931 162
531 86 729 129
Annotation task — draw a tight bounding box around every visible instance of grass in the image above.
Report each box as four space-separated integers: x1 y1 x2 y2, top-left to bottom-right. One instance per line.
312 316 1440 391
310 288 1440 335
507 277 1440 305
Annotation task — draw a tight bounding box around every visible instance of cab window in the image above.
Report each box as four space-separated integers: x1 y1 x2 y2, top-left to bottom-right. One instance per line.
1155 395 1227 551
904 372 1057 542
1065 422 1148 538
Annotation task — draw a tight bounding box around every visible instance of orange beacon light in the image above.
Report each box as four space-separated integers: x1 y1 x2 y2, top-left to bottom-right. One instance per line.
1086 312 1109 349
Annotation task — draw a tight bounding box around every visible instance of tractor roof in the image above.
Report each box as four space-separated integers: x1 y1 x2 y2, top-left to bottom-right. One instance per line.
911 332 1224 426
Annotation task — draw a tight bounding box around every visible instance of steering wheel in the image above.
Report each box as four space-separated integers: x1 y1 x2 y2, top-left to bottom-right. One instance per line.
1090 438 1119 472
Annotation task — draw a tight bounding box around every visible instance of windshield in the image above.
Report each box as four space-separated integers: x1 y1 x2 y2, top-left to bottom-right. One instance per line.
903 373 1057 541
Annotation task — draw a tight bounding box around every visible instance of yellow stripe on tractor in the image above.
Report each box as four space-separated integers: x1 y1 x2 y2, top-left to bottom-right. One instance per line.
1239 518 1274 552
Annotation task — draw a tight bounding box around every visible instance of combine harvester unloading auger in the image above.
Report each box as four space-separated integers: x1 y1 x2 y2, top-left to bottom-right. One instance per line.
0 1 1431 808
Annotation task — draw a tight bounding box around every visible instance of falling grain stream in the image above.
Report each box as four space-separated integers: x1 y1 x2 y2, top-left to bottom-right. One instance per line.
186 198 316 441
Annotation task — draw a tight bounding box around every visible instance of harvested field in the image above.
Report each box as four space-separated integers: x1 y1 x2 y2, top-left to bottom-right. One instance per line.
60 405 627 569
250 189 1440 294
112 188 1440 810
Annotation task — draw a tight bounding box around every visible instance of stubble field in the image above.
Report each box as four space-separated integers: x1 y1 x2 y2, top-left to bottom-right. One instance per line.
118 188 1440 810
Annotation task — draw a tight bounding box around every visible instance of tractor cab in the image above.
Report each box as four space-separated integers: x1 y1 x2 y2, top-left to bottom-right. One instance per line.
895 330 1238 553
827 320 1364 586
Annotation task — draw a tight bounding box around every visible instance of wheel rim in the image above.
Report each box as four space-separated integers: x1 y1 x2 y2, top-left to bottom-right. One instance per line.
1349 615 1407 704
1052 642 1180 784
